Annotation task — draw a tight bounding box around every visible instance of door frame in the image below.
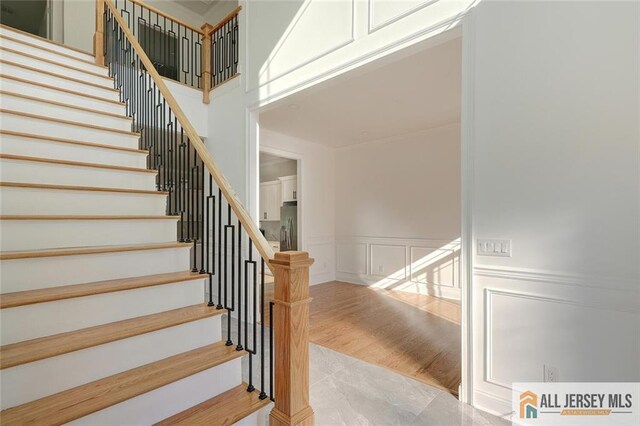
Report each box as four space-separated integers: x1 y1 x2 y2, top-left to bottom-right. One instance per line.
257 145 304 254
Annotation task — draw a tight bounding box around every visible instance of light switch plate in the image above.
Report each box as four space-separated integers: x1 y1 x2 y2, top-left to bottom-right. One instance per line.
477 239 512 257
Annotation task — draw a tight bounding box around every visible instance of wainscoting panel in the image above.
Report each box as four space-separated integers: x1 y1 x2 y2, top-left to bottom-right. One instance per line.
336 241 367 275
335 236 461 299
368 0 440 33
307 236 336 285
473 268 640 416
410 246 459 287
370 244 406 278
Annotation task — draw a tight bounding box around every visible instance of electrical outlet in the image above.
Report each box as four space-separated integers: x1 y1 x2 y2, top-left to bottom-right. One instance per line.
378 265 384 273
544 365 559 382
477 239 512 257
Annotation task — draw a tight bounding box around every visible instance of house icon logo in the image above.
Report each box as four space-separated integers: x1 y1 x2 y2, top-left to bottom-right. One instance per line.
520 390 538 419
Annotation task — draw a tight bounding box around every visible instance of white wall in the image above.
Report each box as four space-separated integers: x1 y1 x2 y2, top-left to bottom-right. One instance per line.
465 0 640 416
260 128 336 285
62 0 95 53
335 123 461 298
243 0 474 107
205 59 247 202
163 78 208 136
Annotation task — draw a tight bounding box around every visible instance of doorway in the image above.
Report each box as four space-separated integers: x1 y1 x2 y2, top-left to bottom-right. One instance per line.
252 29 465 397
258 151 301 326
0 0 49 38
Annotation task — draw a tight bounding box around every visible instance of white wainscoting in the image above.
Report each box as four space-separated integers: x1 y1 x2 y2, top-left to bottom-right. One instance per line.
335 236 461 300
473 266 640 418
307 236 336 285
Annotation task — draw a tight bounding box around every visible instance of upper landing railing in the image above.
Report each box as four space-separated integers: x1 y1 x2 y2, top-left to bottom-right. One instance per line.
98 0 240 103
95 0 314 424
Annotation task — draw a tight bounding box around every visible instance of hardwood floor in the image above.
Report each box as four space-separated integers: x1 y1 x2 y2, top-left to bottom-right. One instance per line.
262 280 461 394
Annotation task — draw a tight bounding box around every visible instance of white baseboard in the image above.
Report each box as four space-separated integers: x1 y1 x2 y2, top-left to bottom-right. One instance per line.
335 272 461 300
473 389 514 421
310 271 335 285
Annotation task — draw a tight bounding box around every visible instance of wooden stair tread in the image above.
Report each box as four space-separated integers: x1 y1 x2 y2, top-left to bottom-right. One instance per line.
0 109 139 136
0 271 207 309
0 46 112 80
0 215 179 220
0 301 216 369
0 130 146 154
0 34 107 68
1 271 206 309
0 181 167 195
0 90 133 120
0 153 157 174
0 242 192 260
0 59 118 92
156 384 271 426
0 341 244 425
0 74 125 105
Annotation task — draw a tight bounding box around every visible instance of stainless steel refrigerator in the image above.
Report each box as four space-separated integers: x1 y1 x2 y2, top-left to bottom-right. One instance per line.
279 202 298 251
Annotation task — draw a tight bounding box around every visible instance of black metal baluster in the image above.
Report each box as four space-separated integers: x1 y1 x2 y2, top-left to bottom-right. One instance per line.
259 256 267 399
217 187 223 309
269 301 274 401
236 218 243 351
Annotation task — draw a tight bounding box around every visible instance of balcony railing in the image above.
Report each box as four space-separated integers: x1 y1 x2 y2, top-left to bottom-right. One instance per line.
103 0 241 103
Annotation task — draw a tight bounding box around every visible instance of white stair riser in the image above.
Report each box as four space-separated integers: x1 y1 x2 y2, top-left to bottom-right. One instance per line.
0 50 112 87
0 316 221 409
0 37 108 74
0 279 206 345
0 219 178 251
0 246 192 292
0 94 132 131
0 78 125 115
0 62 119 100
0 187 167 216
0 159 156 190
0 27 94 62
0 113 139 149
70 358 242 426
0 136 146 168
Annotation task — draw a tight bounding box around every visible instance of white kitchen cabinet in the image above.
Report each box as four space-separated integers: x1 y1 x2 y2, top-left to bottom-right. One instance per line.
259 181 281 221
279 175 298 203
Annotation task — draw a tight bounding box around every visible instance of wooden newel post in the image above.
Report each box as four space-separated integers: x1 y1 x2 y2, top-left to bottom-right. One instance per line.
200 23 213 104
94 0 105 66
269 251 314 426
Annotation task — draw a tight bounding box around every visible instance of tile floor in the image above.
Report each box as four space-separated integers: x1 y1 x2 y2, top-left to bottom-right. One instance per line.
224 318 510 425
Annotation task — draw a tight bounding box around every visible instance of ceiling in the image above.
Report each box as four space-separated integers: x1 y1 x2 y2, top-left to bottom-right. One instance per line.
171 0 226 16
259 34 462 148
260 153 294 168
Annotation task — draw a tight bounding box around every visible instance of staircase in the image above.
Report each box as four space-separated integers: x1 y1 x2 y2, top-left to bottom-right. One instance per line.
0 24 271 425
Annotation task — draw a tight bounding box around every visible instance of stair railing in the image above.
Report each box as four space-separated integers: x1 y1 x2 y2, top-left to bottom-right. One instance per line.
95 0 241 104
98 0 314 424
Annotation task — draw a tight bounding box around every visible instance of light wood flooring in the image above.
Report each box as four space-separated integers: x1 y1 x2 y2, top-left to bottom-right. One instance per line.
262 280 461 394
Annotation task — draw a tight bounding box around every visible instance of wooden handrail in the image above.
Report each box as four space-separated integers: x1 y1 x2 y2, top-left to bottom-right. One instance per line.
120 0 204 34
103 0 275 269
208 6 242 35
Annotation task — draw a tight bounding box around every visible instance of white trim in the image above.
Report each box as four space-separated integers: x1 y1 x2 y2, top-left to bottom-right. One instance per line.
254 0 357 90
336 271 462 300
368 0 441 34
460 9 476 406
258 145 305 253
474 265 638 293
473 389 513 420
248 13 465 109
